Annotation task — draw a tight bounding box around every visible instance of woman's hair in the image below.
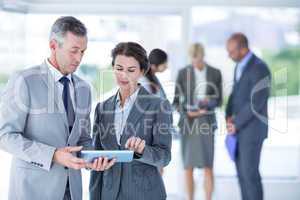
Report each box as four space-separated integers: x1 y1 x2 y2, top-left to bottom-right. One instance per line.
189 42 205 59
145 48 168 94
148 49 168 66
111 42 149 72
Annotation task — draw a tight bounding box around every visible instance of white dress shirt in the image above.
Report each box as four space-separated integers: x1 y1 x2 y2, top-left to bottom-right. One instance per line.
114 87 140 145
45 59 76 109
194 66 207 101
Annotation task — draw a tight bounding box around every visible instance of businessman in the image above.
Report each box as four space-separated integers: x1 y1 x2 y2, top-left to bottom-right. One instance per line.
0 16 114 200
225 33 271 200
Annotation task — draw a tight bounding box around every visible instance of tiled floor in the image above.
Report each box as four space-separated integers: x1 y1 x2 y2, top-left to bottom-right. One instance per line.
1 140 300 200
162 139 300 200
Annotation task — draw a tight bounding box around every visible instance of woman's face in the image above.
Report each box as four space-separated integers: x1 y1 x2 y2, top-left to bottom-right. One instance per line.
113 55 144 92
155 62 168 73
191 53 204 66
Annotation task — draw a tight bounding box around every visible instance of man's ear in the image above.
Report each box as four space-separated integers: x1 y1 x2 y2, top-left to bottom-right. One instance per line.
49 39 57 52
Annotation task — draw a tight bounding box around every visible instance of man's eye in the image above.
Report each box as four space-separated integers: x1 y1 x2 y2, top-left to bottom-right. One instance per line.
128 70 135 73
116 68 123 71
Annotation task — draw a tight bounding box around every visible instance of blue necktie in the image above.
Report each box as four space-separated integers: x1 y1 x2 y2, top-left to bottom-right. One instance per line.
59 76 75 133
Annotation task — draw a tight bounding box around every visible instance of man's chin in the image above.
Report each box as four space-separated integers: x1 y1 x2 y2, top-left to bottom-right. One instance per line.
68 67 78 74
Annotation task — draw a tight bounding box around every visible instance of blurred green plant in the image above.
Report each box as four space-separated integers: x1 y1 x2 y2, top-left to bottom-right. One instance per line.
79 64 116 100
263 47 300 97
0 74 8 84
0 74 9 93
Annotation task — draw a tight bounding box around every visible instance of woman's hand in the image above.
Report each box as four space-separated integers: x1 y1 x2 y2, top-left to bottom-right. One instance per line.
125 136 146 154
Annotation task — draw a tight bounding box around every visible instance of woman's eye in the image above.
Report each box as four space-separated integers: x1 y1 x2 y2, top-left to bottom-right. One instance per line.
128 70 135 73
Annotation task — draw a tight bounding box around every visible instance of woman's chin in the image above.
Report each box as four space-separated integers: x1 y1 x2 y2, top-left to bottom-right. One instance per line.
119 85 138 93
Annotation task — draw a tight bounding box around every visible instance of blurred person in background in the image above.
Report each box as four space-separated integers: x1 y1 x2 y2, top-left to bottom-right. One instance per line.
173 43 223 200
139 48 169 175
226 33 271 200
139 48 168 99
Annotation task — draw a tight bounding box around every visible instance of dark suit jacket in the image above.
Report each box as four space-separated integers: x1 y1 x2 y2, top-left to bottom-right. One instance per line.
89 87 172 200
225 54 271 141
172 64 223 134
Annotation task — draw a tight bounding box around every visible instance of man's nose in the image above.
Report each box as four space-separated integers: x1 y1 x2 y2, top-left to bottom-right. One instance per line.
75 53 83 63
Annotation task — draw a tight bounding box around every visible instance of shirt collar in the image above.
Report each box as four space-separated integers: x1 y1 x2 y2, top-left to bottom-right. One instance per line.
237 51 253 69
116 87 140 107
194 64 207 74
45 58 72 83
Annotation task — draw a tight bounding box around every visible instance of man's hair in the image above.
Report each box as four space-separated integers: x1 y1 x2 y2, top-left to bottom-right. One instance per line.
49 16 87 46
228 32 249 49
111 42 149 72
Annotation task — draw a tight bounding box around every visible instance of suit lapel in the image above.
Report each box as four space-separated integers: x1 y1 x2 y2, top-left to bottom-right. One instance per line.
120 87 151 147
188 66 196 105
235 54 256 88
67 75 82 141
39 63 69 130
205 65 211 95
71 75 81 122
103 95 120 150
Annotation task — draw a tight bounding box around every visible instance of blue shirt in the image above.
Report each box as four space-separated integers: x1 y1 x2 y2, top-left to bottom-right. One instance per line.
235 51 253 82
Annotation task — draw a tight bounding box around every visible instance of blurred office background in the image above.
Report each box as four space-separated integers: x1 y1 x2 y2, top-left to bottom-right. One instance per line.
0 0 300 199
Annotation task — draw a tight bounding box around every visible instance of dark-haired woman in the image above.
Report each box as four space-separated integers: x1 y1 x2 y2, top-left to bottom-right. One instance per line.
139 48 168 99
89 42 173 200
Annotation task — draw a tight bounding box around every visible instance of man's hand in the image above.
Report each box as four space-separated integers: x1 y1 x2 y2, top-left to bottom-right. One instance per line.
125 136 146 154
226 117 236 134
187 109 207 119
53 146 86 170
86 157 116 171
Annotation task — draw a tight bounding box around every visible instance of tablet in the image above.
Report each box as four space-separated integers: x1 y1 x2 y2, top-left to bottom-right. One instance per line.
80 150 134 163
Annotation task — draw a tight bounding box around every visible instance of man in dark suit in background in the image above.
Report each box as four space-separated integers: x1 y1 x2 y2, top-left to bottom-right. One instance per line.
225 33 271 200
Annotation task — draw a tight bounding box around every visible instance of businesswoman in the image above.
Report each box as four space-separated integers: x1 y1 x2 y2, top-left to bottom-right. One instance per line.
89 42 173 200
139 48 168 99
173 43 223 200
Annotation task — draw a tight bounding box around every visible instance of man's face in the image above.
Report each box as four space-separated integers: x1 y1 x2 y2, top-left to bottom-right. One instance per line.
52 31 87 75
227 40 242 63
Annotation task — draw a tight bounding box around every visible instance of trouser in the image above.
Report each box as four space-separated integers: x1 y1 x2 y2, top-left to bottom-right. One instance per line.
63 180 72 200
235 138 264 200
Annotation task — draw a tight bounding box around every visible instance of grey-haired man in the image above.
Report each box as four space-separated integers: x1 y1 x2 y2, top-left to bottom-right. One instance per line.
0 16 115 200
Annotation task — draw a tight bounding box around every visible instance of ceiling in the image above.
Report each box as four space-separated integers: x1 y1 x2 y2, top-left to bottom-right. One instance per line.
1 0 300 14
